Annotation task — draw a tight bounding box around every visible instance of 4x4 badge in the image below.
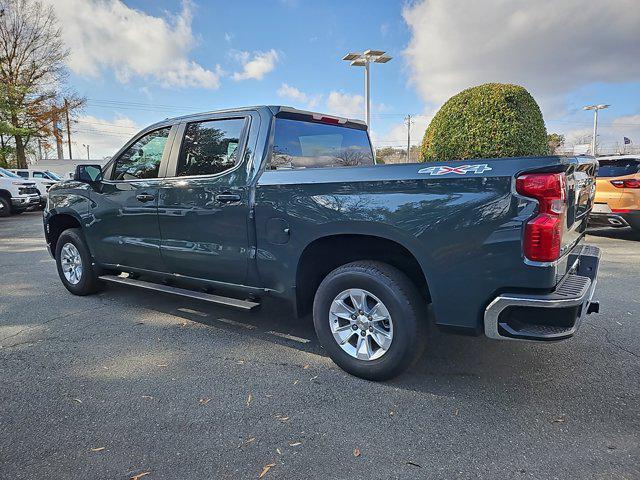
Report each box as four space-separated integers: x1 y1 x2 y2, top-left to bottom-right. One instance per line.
418 164 493 175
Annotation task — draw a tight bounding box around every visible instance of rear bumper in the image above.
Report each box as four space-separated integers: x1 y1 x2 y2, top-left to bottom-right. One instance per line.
484 245 601 341
589 210 640 229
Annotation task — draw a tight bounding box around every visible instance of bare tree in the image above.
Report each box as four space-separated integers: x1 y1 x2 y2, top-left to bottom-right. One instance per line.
0 0 83 167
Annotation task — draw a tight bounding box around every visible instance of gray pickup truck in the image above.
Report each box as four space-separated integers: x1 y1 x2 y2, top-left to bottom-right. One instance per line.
43 106 601 380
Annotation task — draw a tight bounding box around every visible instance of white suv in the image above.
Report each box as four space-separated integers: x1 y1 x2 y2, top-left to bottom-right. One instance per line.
0 167 41 216
9 169 61 204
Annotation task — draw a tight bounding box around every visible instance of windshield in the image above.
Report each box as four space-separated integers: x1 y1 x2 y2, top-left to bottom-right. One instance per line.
597 159 639 177
271 117 374 170
0 167 21 178
44 171 61 181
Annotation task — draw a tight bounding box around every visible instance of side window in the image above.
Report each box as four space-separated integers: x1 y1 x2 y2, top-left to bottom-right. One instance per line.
17 171 29 178
112 127 171 180
176 118 244 177
33 171 45 178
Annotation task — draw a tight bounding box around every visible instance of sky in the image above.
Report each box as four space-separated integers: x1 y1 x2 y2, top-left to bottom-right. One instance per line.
44 0 640 159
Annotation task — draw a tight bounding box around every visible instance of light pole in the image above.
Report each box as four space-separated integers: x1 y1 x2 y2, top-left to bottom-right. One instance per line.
82 143 90 160
342 50 392 128
583 104 609 156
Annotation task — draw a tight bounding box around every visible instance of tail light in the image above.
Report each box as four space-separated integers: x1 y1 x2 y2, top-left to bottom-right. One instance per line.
516 172 566 262
611 179 640 188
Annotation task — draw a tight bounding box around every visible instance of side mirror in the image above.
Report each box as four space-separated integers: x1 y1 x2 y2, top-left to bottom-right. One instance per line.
74 164 103 183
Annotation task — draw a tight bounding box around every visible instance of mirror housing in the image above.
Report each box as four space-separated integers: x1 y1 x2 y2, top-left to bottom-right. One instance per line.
74 164 103 184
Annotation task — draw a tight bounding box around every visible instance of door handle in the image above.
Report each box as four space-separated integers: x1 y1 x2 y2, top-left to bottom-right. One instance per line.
136 193 155 203
215 193 241 203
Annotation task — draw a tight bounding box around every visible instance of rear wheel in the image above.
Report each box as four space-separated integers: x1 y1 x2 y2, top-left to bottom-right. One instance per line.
55 228 101 295
313 261 426 381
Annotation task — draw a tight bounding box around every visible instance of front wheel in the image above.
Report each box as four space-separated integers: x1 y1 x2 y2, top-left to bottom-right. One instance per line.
313 261 426 381
55 228 101 295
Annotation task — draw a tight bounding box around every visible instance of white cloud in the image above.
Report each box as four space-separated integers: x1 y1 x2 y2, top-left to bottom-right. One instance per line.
403 0 640 113
232 50 279 81
326 91 364 118
276 83 321 109
71 115 141 159
48 0 223 89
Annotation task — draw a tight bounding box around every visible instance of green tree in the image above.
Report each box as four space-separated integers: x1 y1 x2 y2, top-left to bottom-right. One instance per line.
420 83 548 162
547 133 565 154
0 0 82 168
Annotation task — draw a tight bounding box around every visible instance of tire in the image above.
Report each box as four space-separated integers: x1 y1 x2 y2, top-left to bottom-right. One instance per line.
55 228 101 296
0 196 10 217
313 261 427 381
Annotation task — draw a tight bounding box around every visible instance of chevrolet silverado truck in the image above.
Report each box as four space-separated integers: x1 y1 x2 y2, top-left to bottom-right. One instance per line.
43 106 601 380
0 167 41 216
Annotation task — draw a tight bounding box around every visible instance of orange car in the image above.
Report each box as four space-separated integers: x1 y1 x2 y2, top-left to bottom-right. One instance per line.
590 155 640 231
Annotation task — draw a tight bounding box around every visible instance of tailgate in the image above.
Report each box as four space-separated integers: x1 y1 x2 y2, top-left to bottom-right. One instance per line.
562 156 598 253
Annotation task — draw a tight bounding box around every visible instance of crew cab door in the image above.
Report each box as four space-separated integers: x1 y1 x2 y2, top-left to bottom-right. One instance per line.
87 125 176 272
157 115 252 285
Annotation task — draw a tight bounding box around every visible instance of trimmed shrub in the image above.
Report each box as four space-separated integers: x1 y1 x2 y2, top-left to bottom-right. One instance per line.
420 83 548 162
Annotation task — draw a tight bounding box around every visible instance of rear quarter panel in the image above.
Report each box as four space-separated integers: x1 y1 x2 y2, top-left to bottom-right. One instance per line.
254 158 566 333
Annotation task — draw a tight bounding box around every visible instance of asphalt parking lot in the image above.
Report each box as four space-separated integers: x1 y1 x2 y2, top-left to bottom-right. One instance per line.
1 211 638 480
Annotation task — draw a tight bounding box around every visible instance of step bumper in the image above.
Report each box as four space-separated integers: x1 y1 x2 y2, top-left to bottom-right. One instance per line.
484 245 601 341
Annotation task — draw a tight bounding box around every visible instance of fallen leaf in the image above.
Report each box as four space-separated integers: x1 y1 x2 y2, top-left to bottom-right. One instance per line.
276 448 282 455
179 321 188 327
246 393 252 406
199 397 211 405
389 411 395 416
302 364 310 370
406 461 422 468
353 448 361 457
73 398 82 404
310 376 318 381
237 360 245 365
136 321 145 325
607 445 617 450
275 415 289 422
141 395 154 400
246 437 256 444
90 447 105 452
156 363 168 368
258 463 276 478
453 409 459 416
293 380 299 385
289 441 302 447
552 415 566 423
130 472 150 480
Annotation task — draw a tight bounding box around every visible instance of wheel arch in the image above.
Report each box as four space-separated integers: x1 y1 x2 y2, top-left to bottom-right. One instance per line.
46 212 83 258
295 234 431 317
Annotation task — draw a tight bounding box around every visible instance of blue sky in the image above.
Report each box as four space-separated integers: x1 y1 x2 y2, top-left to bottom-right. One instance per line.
50 0 640 158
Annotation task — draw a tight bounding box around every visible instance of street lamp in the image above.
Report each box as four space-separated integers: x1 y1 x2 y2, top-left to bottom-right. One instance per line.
583 104 610 156
342 50 392 128
82 143 90 160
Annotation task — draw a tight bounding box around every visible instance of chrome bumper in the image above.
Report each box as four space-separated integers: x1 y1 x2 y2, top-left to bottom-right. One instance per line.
484 245 601 341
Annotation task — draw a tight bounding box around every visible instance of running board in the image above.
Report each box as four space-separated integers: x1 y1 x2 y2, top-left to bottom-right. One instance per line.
99 274 260 310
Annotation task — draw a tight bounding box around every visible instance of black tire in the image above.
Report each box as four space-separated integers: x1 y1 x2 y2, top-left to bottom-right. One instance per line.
55 228 101 295
0 196 10 217
313 261 427 381
10 208 24 215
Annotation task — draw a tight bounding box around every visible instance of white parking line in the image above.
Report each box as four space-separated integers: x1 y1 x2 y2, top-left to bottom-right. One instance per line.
216 317 256 329
177 307 208 317
267 331 311 344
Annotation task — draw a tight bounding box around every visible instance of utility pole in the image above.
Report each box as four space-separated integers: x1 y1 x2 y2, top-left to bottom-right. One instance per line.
404 114 414 161
583 104 610 157
64 98 73 159
83 144 90 160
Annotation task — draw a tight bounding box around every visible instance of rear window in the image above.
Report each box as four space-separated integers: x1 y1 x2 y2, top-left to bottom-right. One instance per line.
597 159 639 177
270 117 374 170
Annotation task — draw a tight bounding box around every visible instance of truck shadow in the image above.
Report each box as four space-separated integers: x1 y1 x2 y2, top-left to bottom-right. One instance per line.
587 227 640 241
107 283 585 397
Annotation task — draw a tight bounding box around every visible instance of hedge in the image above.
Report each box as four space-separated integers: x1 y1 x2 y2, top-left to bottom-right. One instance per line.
420 83 548 162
